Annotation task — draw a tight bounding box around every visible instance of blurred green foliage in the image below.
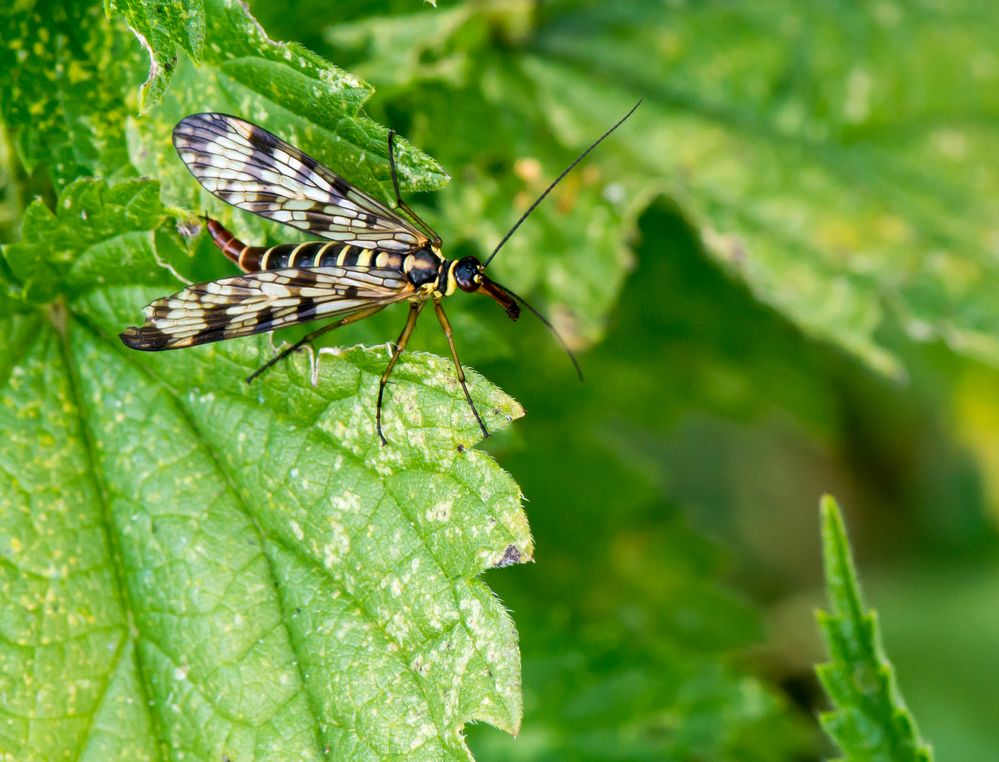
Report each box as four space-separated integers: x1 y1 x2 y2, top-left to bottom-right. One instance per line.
3 0 999 759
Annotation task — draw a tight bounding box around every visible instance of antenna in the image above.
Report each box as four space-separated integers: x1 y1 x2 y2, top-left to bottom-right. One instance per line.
483 99 642 268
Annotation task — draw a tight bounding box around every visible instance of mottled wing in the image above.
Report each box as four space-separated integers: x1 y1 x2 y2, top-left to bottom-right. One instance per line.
120 266 412 350
173 113 426 251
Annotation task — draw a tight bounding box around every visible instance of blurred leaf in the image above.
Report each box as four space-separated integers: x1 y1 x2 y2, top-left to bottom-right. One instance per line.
0 125 21 244
816 495 933 761
475 622 807 761
0 0 142 188
0 175 531 759
436 154 649 350
865 560 999 761
324 4 478 89
520 1 999 376
953 364 999 527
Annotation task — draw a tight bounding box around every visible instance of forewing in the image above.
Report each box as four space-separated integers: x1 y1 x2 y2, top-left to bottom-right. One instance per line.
173 113 426 251
120 267 412 350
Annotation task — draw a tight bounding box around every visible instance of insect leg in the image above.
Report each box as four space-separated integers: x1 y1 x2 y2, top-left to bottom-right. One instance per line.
387 130 442 247
433 300 489 440
377 301 424 445
245 305 385 384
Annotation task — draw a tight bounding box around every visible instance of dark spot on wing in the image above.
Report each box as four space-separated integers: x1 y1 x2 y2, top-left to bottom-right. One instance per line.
296 296 318 321
245 123 278 152
194 325 228 344
119 326 171 350
254 306 277 330
294 269 318 287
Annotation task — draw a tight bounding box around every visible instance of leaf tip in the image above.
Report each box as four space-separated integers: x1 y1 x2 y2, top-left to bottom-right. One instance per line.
818 494 866 620
820 493 845 544
814 495 935 761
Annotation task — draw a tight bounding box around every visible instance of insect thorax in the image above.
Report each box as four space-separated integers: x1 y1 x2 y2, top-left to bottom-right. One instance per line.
405 247 448 295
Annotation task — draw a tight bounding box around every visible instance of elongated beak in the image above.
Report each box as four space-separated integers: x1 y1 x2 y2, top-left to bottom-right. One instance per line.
479 277 521 321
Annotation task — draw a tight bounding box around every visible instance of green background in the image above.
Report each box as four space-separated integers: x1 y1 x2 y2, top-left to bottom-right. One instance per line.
3 0 998 759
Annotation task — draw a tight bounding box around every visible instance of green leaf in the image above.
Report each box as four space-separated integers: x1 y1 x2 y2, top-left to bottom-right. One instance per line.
816 495 933 761
1 181 530 760
2 178 171 304
109 0 206 111
0 0 145 188
2 0 540 752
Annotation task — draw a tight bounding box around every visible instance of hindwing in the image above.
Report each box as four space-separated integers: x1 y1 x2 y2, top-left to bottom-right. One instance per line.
120 267 412 350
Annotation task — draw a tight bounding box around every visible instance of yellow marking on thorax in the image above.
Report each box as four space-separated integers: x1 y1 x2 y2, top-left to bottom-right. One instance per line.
375 251 389 268
260 247 274 269
337 245 352 266
356 249 373 268
444 260 459 296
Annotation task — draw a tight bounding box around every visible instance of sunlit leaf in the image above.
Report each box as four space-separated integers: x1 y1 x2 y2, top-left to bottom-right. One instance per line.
110 0 206 111
0 139 528 762
0 0 141 187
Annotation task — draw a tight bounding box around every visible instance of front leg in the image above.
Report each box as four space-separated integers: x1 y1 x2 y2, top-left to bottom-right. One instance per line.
434 300 489 440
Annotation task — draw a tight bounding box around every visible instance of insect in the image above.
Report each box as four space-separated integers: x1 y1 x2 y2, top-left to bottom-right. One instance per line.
120 103 640 444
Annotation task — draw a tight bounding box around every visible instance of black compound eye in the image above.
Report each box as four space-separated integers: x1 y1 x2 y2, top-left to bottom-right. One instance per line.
454 256 482 292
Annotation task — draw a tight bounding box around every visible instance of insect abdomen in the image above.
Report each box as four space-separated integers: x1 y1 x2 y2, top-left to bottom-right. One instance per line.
206 219 410 273
206 219 247 267
250 243 409 271
246 242 334 270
